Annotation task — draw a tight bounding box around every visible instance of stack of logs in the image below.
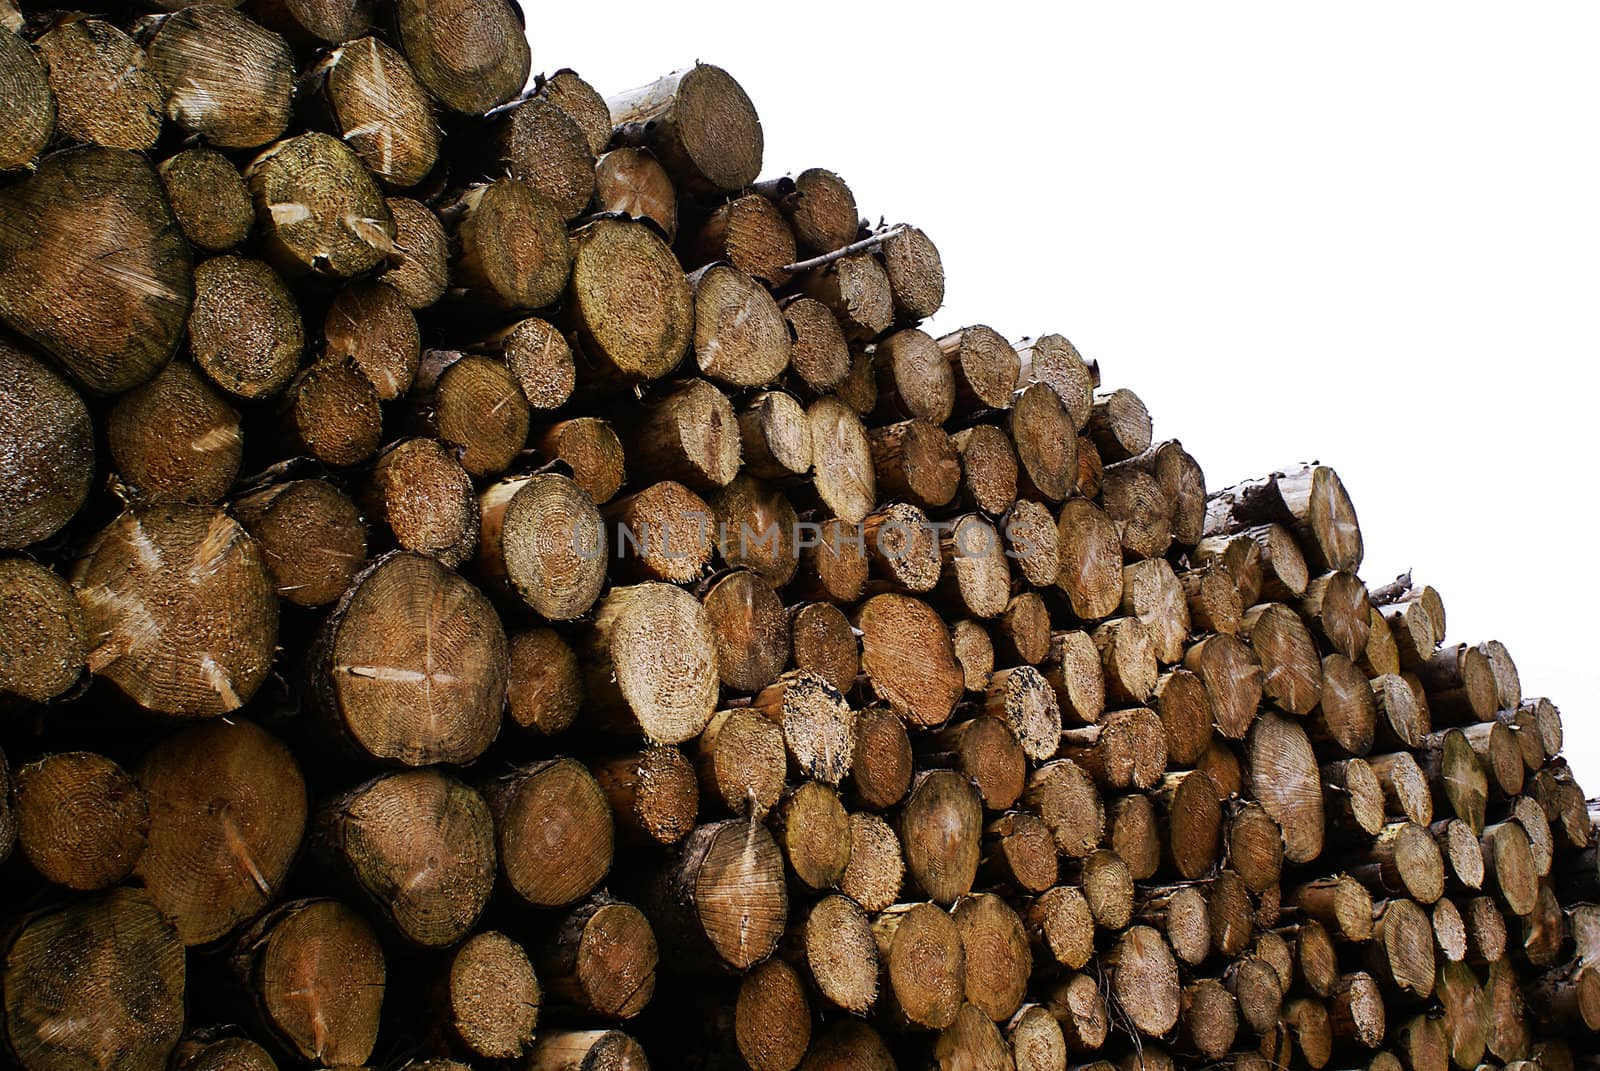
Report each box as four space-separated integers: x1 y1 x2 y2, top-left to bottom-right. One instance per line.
0 2 1595 1070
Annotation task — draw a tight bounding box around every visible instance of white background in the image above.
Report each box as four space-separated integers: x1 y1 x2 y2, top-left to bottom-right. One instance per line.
528 4 1600 789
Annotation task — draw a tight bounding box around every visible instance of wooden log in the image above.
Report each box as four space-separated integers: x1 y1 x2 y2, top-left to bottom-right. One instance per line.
856 593 964 728
171 1032 279 1071
1136 884 1210 966
444 178 571 312
727 958 811 1071
484 758 613 909
157 148 254 254
1026 886 1095 970
750 670 855 784
233 479 366 607
591 746 698 846
609 63 762 195
1324 756 1388 837
281 356 383 465
497 95 596 220
1184 633 1263 740
933 1003 1013 1070
1 888 185 1071
1055 498 1123 620
848 706 913 811
899 769 982 904
361 438 476 567
701 570 791 693
840 812 905 913
696 707 787 819
393 0 528 113
1111 440 1207 546
478 472 608 621
1042 629 1106 726
0 148 193 392
1285 874 1374 943
937 325 1021 413
1365 750 1433 826
1059 707 1167 791
773 781 851 889
1179 566 1243 636
648 819 787 972
1044 972 1108 1054
1017 333 1094 429
1102 466 1172 561
581 582 721 744
1086 388 1152 463
881 224 945 322
798 893 878 1014
695 193 796 286
594 146 678 240
315 767 494 947
925 717 1025 811
1119 559 1190 665
984 812 1059 894
379 196 449 308
246 131 394 278
526 1029 650 1071
14 751 147 892
994 592 1052 666
0 341 93 550
1350 822 1446 905
1229 800 1285 893
232 898 384 1066
1025 759 1105 859
1312 653 1379 757
1091 618 1158 707
1011 382 1077 501
1480 638 1522 710
1207 870 1255 958
1160 769 1223 879
1179 978 1240 1059
313 552 507 763
1149 669 1210 766
691 263 790 388
535 68 611 155
444 930 540 1059
1481 819 1539 917
801 253 893 342
145 7 294 148
309 36 439 190
1241 602 1323 715
952 893 1030 1023
1110 792 1161 880
1371 672 1429 751
604 480 713 584
540 895 658 1020
1227 954 1284 1034
0 26 53 172
736 391 813 483
36 18 162 151
1367 898 1436 999
0 559 87 704
1105 925 1181 1037
755 168 858 256
1205 464 1363 573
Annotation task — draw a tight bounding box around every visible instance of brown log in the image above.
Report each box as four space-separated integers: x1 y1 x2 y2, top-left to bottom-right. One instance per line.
535 67 610 156
1367 898 1436 999
696 707 787 819
233 898 384 1066
526 1029 650 1071
789 602 857 694
1207 870 1255 958
880 224 945 322
1110 793 1162 880
925 717 1025 811
0 559 84 708
1508 696 1564 771
1205 464 1363 573
840 812 905 912
933 1003 1014 1070
1025 759 1106 859
282 356 382 465
1197 738 1244 798
802 398 877 528
1327 972 1387 1050
773 781 851 890
1285 875 1374 943
380 196 449 308
1086 388 1152 463
1119 559 1190 665
801 253 893 341
2 888 185 1071
1464 896 1508 965
1160 769 1223 880
534 417 627 504
594 146 678 241
1012 382 1077 501
0 26 51 173
485 758 613 909
1481 819 1539 917
703 571 791 693
1229 800 1284 893
604 481 713 584
1312 653 1379 757
1102 466 1172 561
581 582 720 744
1 148 193 392
1365 750 1433 825
1350 822 1446 905
1055 498 1123 620
1059 707 1167 791
1370 671 1429 755
1001 498 1060 589
567 218 694 387
608 63 761 195
855 593 964 728
1043 972 1107 1054
872 328 953 424
1179 978 1240 1060
648 819 789 972
145 8 293 148
1112 440 1207 546
1042 629 1106 726
445 177 571 312
13 751 145 892
750 670 855 784
1027 886 1095 969
796 893 878 1014
591 746 699 846
953 893 1030 1023
1148 670 1210 767
0 342 93 551
1433 817 1484 890
1136 884 1210 966
160 148 255 254
694 194 796 286
1241 602 1323 714
36 18 160 152
1227 954 1284 1035
1105 925 1181 1037
1017 333 1094 429
360 439 475 567
899 769 982 904
1184 633 1262 739
307 36 438 192
496 94 595 220
171 1032 279 1071
1179 566 1243 637
247 131 394 279
1484 957 1531 1062
1394 1014 1448 1071
995 591 1052 666
393 0 528 113
540 895 658 1020
937 325 1021 413
799 1021 891 1071
478 472 607 620
1324 756 1387 837
1076 434 1104 498
873 902 965 1030
313 551 506 763
1415 728 1489 834
315 767 494 947
984 812 1059 894
689 263 790 388
444 930 540 1059
758 168 858 255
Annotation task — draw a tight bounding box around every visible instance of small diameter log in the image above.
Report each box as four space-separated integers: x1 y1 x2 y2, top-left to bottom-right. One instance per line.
900 769 983 904
938 325 1021 413
1312 653 1378 757
1025 759 1106 860
591 747 698 846
1433 817 1485 890
1328 971 1387 1050
801 894 879 1013
109 362 241 503
953 894 1030 1023
925 717 1024 811
1 888 185 1071
1091 618 1158 706
1246 711 1325 864
1285 874 1374 943
1351 822 1446 905
541 896 658 1020
881 224 945 321
73 505 277 716
798 1021 891 1071
1179 565 1242 636
1416 727 1488 833
1121 559 1191 665
981 665 1063 762
246 131 394 278
985 812 1059 894
1227 954 1283 1034
394 0 529 114
781 296 849 394
234 898 384 1066
281 357 383 465
1365 750 1433 825
738 391 812 481
1461 719 1525 798
1481 638 1522 709
541 68 611 150
751 670 855 784
233 479 366 607
1105 925 1181 1038
1017 333 1094 429
324 281 420 400
604 481 713 584
498 96 596 220
649 819 788 972
841 812 906 912
696 707 787 819
756 167 858 255
1055 498 1123 620
1485 957 1531 1062
623 379 742 492
146 8 293 148
807 396 877 524
36 18 161 151
526 1030 650 1071
1481 820 1539 917
1198 524 1307 603
1044 972 1108 1054
873 902 966 1031
1230 801 1285 893
1004 498 1061 588
608 63 763 195
875 328 956 424
731 958 811 1071
1074 848 1134 929
1371 673 1429 751
529 419 624 505
1138 884 1211 967
773 781 851 890
952 619 996 692
1197 739 1244 798
1299 571 1371 661
1241 602 1323 715
870 419 960 511
695 193 796 286
1060 707 1168 791
380 196 449 308
1026 886 1095 971
1160 770 1223 879
1180 978 1239 1060
0 148 194 393
485 759 614 909
1152 669 1212 766
1011 382 1077 501
312 36 439 190
710 476 800 588
594 148 678 240
1324 756 1387 837
582 582 720 744
478 472 607 621
365 438 478 567
856 593 965 728
14 751 148 891
1368 898 1436 999
1183 633 1263 740
934 1004 1013 1070
314 552 507 764
0 558 86 704
316 768 495 947
1112 440 1207 546
446 178 571 312
994 591 1051 666
136 719 306 946
160 148 254 253
1006 1004 1067 1069
446 931 540 1059
0 342 93 550
1435 961 1488 1067
691 263 790 388
791 602 858 693
952 424 1019 516
1101 466 1171 561
1086 388 1153 463
1207 465 1364 575
0 28 52 172
850 706 914 810
1513 795 1554 876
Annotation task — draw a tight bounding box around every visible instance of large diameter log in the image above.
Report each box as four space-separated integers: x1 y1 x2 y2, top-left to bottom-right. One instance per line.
541 895 658 1020
281 356 383 465
1206 464 1363 572
246 131 394 278
0 559 86 707
791 602 857 694
233 899 384 1066
233 480 366 607
446 931 540 1059
146 8 294 149
582 582 720 743
1 888 185 1071
0 342 93 549
649 819 788 972
1055 498 1123 620
135 719 306 946
484 759 613 909
36 18 161 151
313 552 507 764
1247 711 1326 864
446 178 570 311
900 769 983 904
1121 558 1191 665
0 147 193 392
108 362 241 503
394 0 529 113
873 902 966 1031
855 594 964 728
609 63 762 195
72 506 277 716
315 768 495 947
1312 653 1378 757
477 473 607 621
13 751 147 892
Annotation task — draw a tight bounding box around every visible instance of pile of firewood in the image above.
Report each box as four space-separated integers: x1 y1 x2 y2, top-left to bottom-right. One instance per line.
1 2 1596 1070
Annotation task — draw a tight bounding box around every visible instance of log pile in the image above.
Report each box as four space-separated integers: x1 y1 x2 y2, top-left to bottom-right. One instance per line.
0 2 1595 1070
